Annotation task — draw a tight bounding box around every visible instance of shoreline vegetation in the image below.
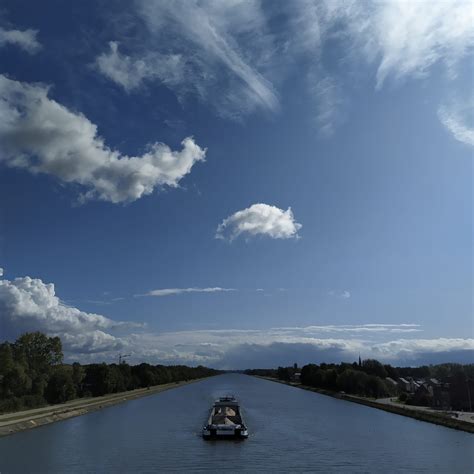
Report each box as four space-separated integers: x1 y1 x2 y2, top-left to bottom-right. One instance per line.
0 332 220 436
0 378 208 438
256 376 474 434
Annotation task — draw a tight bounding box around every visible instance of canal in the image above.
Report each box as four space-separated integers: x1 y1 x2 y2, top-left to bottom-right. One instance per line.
0 374 472 472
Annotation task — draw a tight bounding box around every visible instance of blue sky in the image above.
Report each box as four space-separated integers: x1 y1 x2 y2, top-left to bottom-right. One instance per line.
0 0 472 368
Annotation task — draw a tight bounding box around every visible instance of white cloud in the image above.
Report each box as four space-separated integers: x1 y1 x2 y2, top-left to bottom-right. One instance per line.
290 0 474 88
0 272 470 367
286 0 474 131
216 203 302 241
329 290 351 299
372 338 474 360
99 1 473 131
0 74 206 203
140 287 236 297
96 0 278 118
96 41 185 92
0 273 135 354
277 324 421 335
438 102 474 147
0 268 3 277
308 73 344 137
0 26 41 53
369 0 474 87
117 326 472 368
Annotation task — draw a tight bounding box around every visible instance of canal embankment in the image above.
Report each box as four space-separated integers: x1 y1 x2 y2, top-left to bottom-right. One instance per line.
257 376 474 434
0 378 207 437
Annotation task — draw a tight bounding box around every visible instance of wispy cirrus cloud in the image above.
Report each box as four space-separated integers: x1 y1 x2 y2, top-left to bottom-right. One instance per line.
0 26 41 53
96 41 185 93
96 1 473 133
0 74 206 204
96 0 278 119
138 287 236 297
289 0 474 87
438 102 474 147
216 203 302 241
329 290 351 299
369 0 474 87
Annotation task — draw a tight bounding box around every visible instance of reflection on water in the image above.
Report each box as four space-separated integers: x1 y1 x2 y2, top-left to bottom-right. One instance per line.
0 374 473 473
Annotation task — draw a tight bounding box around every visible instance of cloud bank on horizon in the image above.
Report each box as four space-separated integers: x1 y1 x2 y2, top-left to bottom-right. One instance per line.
1 271 472 368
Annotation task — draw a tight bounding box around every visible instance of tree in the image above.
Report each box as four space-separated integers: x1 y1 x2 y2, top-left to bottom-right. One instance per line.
2 364 32 398
301 364 321 387
0 331 219 413
277 366 291 381
0 342 14 375
14 332 63 376
362 359 387 379
323 369 338 390
72 362 86 396
45 366 76 404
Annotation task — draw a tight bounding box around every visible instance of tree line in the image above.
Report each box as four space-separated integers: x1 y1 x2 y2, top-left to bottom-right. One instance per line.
298 361 397 398
245 359 474 400
0 332 219 414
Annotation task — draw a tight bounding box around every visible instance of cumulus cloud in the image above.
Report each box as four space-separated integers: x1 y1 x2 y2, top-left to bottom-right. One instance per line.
438 102 474 147
216 203 302 241
0 26 41 53
96 41 185 92
0 74 206 203
139 287 236 297
0 273 137 355
0 268 3 277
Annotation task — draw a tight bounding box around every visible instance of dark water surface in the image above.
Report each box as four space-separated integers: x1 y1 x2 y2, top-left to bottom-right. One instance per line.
0 374 472 473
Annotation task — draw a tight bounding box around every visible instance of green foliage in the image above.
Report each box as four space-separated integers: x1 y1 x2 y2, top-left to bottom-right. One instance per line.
45 366 77 404
275 359 474 402
362 359 387 379
277 366 291 381
244 368 278 377
14 332 63 374
294 360 398 398
398 392 408 402
0 343 14 375
0 332 219 414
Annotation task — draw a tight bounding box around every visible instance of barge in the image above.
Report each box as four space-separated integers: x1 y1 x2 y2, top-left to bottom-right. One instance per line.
202 396 248 439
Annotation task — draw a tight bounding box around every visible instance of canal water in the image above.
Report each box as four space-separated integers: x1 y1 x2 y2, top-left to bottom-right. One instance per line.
0 374 472 473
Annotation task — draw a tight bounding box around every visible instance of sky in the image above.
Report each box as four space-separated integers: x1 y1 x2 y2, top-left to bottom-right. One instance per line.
0 0 472 369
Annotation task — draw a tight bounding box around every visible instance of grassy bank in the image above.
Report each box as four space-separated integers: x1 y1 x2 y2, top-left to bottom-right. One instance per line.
0 378 207 438
257 376 474 434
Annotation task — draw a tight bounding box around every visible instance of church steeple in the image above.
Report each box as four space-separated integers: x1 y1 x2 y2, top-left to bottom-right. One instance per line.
358 354 362 367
